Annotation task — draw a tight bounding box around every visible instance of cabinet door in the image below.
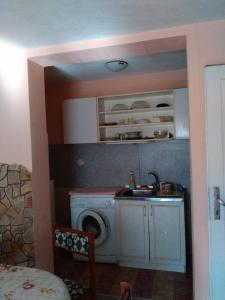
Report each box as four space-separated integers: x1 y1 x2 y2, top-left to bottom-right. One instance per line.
63 97 97 144
174 88 189 138
149 202 185 267
117 201 149 263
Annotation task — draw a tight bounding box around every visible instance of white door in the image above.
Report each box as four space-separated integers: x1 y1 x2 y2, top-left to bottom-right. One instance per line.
205 65 225 300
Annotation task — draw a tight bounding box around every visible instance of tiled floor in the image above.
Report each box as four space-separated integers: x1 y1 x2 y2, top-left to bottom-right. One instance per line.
55 254 193 300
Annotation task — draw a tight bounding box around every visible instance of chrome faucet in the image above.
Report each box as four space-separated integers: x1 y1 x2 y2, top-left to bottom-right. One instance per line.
148 172 160 191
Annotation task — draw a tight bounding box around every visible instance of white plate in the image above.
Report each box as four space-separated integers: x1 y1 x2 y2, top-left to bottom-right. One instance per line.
111 104 128 111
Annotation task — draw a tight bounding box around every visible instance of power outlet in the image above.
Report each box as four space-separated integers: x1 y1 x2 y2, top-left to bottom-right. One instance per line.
77 159 84 167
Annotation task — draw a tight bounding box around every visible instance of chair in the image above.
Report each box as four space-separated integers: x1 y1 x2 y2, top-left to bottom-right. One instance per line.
53 225 96 300
119 282 132 300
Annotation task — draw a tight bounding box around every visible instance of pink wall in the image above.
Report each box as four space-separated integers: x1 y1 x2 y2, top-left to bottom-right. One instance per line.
0 42 32 169
26 19 225 300
28 61 54 272
187 20 225 300
46 69 187 144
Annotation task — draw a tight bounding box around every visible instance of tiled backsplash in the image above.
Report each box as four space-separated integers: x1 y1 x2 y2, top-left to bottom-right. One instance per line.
49 139 190 190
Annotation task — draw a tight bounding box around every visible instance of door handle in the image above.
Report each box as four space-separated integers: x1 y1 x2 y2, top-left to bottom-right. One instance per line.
213 186 224 219
218 199 225 206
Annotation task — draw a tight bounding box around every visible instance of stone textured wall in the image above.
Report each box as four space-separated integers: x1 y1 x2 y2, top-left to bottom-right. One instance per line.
0 164 34 266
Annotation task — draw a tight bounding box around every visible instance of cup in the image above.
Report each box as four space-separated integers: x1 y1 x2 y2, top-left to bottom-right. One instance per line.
160 182 171 194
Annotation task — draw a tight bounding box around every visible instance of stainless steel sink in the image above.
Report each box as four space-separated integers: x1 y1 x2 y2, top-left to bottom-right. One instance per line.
115 188 156 200
120 189 155 197
115 188 183 201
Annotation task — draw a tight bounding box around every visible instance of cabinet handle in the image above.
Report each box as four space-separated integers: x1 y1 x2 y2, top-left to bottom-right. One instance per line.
143 206 146 216
150 205 153 216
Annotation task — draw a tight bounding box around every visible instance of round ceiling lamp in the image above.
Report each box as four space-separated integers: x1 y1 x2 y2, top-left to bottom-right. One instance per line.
105 60 128 72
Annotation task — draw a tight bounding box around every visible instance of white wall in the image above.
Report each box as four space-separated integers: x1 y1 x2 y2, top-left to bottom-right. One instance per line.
0 41 32 170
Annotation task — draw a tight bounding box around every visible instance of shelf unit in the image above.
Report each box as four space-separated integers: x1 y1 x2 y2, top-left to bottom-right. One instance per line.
97 90 175 143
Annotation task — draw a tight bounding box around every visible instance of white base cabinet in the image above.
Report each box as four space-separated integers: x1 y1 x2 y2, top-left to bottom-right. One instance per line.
149 201 186 272
116 201 149 263
116 199 186 272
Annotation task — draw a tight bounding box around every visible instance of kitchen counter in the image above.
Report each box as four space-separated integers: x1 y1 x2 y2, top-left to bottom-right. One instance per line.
69 187 122 196
149 191 184 201
69 187 184 200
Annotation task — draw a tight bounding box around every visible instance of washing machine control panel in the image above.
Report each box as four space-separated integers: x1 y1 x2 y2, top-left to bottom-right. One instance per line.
70 196 115 208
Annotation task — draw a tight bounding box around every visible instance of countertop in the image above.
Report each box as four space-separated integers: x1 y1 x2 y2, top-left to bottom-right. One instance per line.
151 191 184 198
69 187 122 196
69 187 184 200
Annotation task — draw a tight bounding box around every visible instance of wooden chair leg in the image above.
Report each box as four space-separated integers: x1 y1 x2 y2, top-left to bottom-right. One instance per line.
120 281 132 300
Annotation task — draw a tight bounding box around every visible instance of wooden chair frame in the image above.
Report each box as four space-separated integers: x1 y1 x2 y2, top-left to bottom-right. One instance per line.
53 225 96 300
119 281 132 300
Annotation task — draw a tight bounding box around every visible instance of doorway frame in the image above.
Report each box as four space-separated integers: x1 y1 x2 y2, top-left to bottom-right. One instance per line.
28 21 221 300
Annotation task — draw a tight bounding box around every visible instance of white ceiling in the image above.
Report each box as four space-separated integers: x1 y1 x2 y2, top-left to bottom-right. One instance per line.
0 0 225 49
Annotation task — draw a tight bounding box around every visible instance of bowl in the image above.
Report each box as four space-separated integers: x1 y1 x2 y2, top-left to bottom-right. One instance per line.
159 116 173 122
130 101 150 109
153 130 168 139
136 118 150 124
156 103 170 108
126 131 142 139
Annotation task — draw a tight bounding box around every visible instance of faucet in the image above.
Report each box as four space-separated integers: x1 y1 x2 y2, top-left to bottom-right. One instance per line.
148 172 160 191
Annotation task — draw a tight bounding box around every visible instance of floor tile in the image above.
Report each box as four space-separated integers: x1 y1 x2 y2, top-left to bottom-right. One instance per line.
55 254 193 299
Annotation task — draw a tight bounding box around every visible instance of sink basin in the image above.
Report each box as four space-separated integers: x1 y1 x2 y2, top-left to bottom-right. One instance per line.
115 188 156 200
121 189 155 197
115 188 184 202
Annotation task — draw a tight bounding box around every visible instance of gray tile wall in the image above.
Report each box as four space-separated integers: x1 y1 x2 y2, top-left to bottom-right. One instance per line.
49 139 190 190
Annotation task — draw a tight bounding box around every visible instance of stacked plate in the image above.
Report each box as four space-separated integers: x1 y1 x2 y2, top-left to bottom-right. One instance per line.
136 118 150 124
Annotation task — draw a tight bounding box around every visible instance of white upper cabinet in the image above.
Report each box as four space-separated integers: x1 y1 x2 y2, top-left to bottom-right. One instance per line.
174 88 189 138
63 97 98 144
62 89 189 144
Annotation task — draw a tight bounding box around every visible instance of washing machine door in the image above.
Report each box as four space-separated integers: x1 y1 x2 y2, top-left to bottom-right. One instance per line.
76 209 108 247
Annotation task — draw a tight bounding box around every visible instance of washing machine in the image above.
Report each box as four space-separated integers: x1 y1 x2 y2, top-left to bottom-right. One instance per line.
70 194 117 263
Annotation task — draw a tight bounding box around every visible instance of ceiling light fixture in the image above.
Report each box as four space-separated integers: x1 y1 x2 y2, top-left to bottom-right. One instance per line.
105 60 128 72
